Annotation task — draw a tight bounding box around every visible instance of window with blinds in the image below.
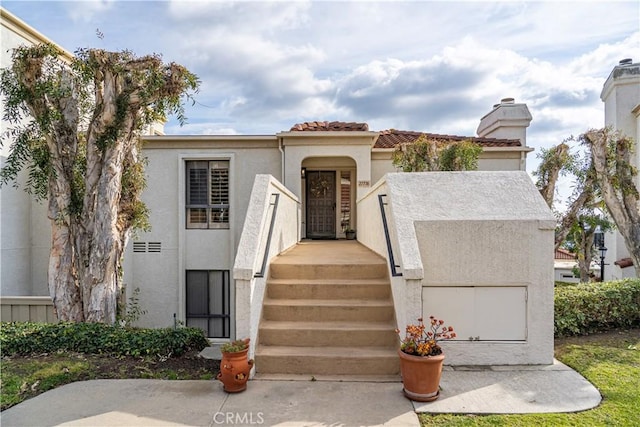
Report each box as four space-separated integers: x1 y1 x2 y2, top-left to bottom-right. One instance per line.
186 160 230 229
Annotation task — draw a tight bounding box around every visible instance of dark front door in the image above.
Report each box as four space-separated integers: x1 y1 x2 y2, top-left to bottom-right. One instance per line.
306 171 336 239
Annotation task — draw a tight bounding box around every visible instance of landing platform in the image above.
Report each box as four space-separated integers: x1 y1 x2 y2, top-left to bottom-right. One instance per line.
274 240 385 265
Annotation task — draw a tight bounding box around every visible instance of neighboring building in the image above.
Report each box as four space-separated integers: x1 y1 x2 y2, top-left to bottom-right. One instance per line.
554 248 600 283
554 249 579 283
600 58 640 280
0 9 73 296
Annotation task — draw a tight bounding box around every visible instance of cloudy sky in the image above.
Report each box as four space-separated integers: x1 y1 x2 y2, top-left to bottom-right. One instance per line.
2 1 639 178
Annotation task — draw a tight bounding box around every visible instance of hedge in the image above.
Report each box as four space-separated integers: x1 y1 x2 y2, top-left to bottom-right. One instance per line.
555 278 640 337
0 322 210 358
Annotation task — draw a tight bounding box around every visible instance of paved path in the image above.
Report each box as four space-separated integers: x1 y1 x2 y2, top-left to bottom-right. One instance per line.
1 379 418 427
1 360 601 427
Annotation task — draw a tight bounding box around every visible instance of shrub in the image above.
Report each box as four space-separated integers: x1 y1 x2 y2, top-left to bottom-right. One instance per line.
555 278 640 337
0 322 210 358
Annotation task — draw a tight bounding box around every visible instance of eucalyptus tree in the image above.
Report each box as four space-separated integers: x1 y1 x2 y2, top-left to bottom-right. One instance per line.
534 129 639 277
0 44 199 322
392 134 482 172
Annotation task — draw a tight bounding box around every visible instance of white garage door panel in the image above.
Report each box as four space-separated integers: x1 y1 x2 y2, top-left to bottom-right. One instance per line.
422 287 527 341
476 287 527 340
422 287 475 341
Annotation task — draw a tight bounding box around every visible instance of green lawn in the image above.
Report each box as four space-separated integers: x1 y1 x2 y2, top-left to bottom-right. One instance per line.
0 352 218 411
0 357 92 410
420 330 640 426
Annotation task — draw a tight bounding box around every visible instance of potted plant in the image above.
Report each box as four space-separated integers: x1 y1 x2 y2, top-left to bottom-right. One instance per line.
397 316 455 402
217 338 254 393
345 228 356 240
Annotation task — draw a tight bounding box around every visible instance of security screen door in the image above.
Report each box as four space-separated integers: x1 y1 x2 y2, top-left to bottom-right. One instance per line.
306 171 336 239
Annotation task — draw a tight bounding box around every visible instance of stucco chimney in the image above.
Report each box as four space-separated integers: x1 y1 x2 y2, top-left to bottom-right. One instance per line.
600 59 639 135
476 98 532 145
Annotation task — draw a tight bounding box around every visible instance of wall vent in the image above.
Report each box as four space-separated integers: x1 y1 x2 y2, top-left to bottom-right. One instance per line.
148 242 162 253
133 242 146 253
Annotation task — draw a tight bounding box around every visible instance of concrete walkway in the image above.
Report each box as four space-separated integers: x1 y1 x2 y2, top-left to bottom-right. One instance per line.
1 360 601 427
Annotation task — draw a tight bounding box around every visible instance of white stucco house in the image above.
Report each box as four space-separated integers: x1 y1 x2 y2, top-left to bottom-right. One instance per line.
2 8 634 372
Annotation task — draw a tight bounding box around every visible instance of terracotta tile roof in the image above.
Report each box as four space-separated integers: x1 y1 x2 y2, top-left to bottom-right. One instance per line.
374 129 522 149
287 121 522 148
614 257 634 268
555 248 576 260
290 121 369 132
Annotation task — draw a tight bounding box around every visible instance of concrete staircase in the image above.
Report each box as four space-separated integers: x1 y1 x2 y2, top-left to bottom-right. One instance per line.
255 241 399 379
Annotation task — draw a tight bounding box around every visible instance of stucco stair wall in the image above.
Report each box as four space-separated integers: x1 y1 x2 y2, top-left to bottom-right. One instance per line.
255 241 400 377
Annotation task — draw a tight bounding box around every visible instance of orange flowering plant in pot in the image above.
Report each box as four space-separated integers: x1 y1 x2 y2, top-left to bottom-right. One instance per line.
396 316 455 402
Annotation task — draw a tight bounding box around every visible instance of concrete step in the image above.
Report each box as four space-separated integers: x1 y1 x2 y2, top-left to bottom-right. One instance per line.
269 262 388 280
266 278 391 300
257 241 397 377
255 345 400 375
254 373 401 382
259 320 398 347
262 298 395 322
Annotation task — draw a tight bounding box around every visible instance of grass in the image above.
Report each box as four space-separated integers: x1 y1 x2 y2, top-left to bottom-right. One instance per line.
419 329 640 426
0 352 218 411
1 356 92 409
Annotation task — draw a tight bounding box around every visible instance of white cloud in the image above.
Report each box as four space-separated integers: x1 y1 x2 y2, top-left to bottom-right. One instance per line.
8 0 637 142
167 0 311 32
66 0 115 23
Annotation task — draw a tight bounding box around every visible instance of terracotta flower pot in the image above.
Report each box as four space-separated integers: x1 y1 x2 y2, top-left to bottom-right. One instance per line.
398 349 445 402
217 347 254 393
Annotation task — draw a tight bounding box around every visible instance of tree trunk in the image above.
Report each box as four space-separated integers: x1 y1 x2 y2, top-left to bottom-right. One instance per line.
42 68 83 321
575 227 595 283
586 129 640 277
48 222 83 321
83 143 125 323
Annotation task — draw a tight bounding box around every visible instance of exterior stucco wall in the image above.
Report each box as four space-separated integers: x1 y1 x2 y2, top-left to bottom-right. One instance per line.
29 201 50 295
371 152 397 184
282 133 375 203
283 137 373 239
357 179 420 332
370 148 528 185
1 9 75 297
478 151 525 171
382 171 556 365
1 15 32 295
234 175 300 358
128 141 281 330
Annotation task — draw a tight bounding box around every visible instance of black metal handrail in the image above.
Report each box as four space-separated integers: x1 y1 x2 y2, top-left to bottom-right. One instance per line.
254 193 280 278
378 194 402 277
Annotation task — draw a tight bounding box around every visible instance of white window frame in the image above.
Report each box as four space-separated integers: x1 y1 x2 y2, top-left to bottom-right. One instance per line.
186 160 230 229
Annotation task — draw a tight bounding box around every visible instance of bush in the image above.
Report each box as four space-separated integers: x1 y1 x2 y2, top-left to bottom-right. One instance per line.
555 278 640 337
0 322 210 358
